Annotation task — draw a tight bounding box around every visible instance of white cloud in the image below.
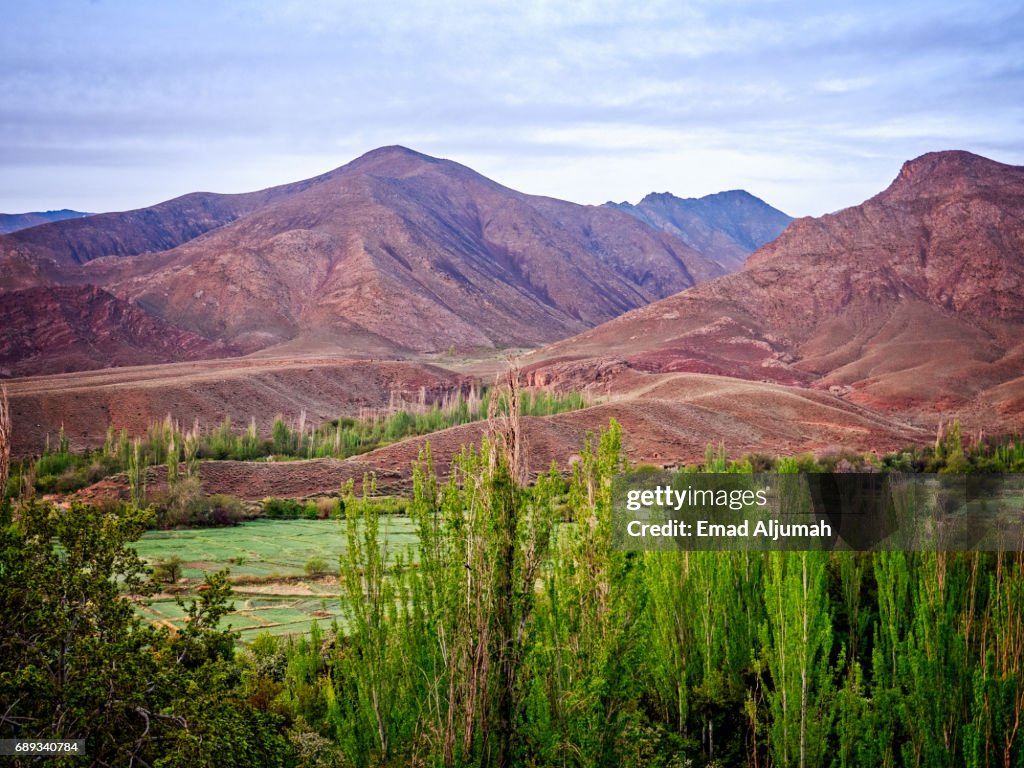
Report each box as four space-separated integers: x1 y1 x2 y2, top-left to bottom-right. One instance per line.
1 0 1022 214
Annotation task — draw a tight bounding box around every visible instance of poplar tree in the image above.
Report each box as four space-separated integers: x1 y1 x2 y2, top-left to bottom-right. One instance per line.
762 550 834 768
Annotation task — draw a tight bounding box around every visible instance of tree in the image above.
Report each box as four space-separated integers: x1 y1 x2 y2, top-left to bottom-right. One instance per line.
762 550 834 768
0 500 292 766
0 384 10 524
0 385 10 497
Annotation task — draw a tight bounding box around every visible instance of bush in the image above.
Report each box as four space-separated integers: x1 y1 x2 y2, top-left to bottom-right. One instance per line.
304 557 330 577
153 555 183 584
262 497 305 519
152 479 247 528
192 494 248 527
315 498 340 519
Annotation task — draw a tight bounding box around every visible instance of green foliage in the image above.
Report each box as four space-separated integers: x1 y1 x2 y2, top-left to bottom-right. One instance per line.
154 554 183 583
761 551 834 768
21 387 592 499
0 500 294 766
11 416 1024 766
263 496 307 519
304 557 329 577
882 426 1024 473
150 477 248 528
258 428 1024 767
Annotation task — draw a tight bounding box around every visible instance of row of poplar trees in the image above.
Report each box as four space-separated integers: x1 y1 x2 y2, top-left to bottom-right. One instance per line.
298 375 1024 768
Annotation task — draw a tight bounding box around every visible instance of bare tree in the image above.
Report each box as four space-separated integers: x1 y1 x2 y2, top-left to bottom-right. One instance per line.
0 384 10 501
487 359 528 486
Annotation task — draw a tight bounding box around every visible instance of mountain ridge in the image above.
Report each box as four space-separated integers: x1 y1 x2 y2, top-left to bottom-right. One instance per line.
606 188 792 271
0 146 744 374
0 209 91 235
531 149 1024 430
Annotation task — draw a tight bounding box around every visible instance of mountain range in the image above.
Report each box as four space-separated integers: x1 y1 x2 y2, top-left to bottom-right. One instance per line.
2 146 1022 467
531 150 1024 431
0 146 791 376
607 189 792 272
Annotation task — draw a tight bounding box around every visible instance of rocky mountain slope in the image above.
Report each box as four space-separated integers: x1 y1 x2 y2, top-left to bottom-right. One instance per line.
607 189 792 271
533 151 1024 429
0 285 237 377
1 147 740 374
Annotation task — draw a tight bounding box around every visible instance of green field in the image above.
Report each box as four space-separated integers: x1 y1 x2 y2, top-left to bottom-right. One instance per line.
132 518 419 642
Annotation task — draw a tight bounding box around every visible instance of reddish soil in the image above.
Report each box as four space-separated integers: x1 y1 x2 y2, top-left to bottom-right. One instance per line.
70 366 930 505
6 356 473 456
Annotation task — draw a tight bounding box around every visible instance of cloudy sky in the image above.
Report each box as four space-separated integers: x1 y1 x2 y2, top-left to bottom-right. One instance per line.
2 0 1022 217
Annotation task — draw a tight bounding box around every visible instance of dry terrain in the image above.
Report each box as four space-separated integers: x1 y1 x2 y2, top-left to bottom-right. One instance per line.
527 151 1024 435
63 362 929 504
6 356 472 456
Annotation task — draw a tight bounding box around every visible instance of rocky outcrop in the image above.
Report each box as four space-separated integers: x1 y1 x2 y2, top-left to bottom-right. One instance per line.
0 285 235 377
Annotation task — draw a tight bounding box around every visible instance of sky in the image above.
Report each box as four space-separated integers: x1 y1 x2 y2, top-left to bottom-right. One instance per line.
2 0 1022 217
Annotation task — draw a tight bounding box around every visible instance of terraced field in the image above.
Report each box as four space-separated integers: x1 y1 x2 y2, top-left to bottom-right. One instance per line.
132 518 418 642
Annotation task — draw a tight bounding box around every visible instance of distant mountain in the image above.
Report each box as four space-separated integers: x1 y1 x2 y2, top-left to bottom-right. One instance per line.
0 209 91 234
536 151 1024 428
607 190 792 271
0 146 728 375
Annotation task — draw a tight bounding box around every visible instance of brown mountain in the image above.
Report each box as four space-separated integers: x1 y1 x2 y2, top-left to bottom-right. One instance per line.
3 174 346 266
532 150 1024 429
0 285 237 377
1 147 727 374
607 189 793 272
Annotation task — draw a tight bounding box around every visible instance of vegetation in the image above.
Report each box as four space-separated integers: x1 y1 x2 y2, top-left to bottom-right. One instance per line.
7 385 589 500
0 501 293 766
4 379 1024 765
153 554 184 583
150 477 251 528
0 384 9 524
881 422 1024 473
242 422 1024 767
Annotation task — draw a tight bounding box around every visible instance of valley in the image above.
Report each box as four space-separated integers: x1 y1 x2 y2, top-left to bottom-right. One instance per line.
4 147 1021 492
4 145 1023 768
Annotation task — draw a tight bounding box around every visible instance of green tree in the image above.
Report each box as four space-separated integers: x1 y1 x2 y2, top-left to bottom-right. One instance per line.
0 500 292 767
762 550 834 768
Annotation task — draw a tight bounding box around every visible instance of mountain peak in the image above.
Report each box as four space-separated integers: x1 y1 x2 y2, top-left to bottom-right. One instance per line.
882 150 1023 201
637 189 777 210
612 188 792 270
344 145 444 173
354 144 429 161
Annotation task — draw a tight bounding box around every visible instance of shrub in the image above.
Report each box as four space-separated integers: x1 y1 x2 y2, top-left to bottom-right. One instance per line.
193 494 248 527
151 480 247 528
153 555 183 584
304 557 330 577
315 498 339 519
262 497 305 519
